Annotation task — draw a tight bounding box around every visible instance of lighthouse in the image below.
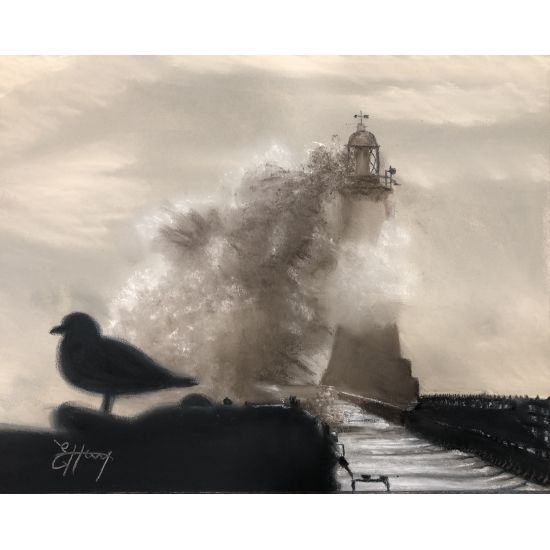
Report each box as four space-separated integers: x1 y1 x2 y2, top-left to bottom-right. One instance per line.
343 110 397 195
348 111 380 179
322 113 418 421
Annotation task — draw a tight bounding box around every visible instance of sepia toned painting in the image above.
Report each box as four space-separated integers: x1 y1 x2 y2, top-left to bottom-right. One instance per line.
0 56 549 492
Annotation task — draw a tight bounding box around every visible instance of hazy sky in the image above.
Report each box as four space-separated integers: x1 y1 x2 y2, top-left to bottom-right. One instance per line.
0 56 549 425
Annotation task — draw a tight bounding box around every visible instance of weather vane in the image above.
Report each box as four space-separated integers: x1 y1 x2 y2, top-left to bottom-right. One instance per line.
354 111 369 125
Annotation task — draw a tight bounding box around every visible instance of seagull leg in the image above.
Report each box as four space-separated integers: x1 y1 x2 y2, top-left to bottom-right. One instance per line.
101 394 113 414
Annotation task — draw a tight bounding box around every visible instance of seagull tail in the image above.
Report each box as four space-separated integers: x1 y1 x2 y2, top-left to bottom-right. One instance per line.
171 375 199 388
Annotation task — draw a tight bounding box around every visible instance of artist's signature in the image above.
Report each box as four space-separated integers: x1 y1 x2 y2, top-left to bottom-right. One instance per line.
51 440 113 482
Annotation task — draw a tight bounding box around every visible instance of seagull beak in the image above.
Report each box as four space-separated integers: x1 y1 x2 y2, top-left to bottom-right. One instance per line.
49 325 65 335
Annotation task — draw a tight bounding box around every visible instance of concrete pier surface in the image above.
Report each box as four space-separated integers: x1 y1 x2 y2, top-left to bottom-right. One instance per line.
331 400 547 493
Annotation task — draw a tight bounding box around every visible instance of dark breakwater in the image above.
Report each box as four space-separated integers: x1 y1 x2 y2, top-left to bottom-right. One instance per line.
405 395 550 485
0 398 338 493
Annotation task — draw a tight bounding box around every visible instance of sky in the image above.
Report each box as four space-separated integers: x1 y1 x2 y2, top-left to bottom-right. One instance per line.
0 56 549 426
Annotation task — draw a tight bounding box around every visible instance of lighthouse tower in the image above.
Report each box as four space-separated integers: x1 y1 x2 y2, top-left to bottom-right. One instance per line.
333 111 399 245
322 113 418 420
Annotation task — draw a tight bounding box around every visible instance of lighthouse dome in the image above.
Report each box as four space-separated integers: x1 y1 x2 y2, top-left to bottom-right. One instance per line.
348 128 378 148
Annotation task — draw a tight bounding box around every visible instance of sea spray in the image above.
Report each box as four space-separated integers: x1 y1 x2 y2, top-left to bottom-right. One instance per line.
109 143 415 400
323 207 417 334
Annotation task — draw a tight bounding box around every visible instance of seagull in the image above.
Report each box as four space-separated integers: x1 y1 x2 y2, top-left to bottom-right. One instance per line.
50 312 198 413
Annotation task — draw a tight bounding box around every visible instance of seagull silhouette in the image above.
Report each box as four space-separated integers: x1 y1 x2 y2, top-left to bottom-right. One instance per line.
50 312 198 413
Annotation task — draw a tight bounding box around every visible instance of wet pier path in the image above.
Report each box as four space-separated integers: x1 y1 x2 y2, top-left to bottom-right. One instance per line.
332 400 546 492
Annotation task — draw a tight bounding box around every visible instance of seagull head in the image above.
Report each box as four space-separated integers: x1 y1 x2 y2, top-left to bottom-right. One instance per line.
50 312 101 338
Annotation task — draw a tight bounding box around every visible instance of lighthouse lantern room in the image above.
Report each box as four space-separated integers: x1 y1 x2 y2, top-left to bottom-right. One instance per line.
345 112 398 195
348 111 380 179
